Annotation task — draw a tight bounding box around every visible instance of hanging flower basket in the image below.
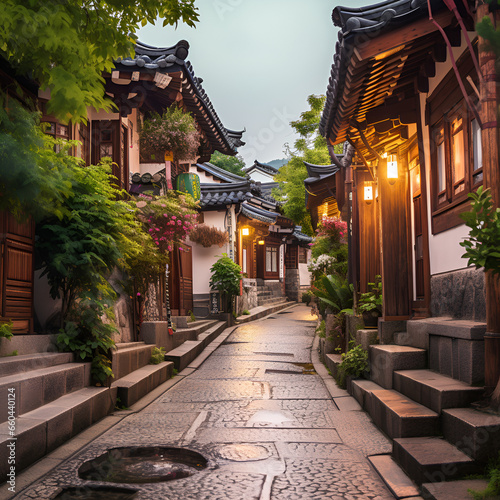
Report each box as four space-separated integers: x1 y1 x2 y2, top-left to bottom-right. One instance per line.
189 224 229 248
139 107 201 163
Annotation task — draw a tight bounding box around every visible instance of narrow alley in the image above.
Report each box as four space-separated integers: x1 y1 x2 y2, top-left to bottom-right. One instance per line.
16 304 394 499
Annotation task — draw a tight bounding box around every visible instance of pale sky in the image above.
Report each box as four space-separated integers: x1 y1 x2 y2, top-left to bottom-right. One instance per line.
138 1 368 166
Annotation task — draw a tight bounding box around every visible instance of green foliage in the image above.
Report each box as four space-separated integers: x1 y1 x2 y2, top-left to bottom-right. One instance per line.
316 320 326 338
3 350 18 357
0 97 75 220
0 1 199 123
336 341 369 389
115 397 129 411
273 94 343 236
468 452 500 499
188 310 196 322
242 309 250 315
171 368 178 378
460 187 500 276
302 290 313 305
150 347 166 365
476 13 500 75
209 253 242 302
358 276 383 314
139 107 200 162
0 320 13 341
209 151 246 177
312 275 354 315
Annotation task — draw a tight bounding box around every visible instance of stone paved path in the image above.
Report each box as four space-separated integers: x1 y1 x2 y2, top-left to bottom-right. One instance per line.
17 304 394 499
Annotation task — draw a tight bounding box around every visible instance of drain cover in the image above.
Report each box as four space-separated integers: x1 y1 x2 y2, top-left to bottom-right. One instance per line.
52 486 138 499
79 447 207 484
218 444 270 461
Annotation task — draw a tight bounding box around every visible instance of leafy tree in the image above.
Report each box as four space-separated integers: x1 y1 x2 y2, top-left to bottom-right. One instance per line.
209 253 242 312
0 0 199 122
273 95 342 236
209 151 246 177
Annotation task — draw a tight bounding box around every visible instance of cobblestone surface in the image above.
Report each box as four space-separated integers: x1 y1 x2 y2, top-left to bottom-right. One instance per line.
15 304 393 499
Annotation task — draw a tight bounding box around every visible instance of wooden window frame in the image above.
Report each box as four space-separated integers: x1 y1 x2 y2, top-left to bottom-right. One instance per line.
427 50 482 234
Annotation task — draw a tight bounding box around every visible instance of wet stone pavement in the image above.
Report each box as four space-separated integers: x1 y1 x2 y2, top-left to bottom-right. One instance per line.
17 304 394 499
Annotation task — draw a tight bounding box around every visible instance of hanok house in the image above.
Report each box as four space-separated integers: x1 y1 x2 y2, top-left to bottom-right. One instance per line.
320 0 500 488
187 160 312 316
34 40 246 330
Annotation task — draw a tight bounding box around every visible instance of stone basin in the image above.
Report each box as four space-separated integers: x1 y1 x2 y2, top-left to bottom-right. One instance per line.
78 446 208 484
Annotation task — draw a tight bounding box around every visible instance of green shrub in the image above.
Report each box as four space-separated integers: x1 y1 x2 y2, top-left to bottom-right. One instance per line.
0 320 13 341
469 452 500 499
188 310 196 322
358 276 383 314
150 347 166 365
302 290 313 305
312 275 354 314
335 341 369 389
242 309 250 315
316 320 326 338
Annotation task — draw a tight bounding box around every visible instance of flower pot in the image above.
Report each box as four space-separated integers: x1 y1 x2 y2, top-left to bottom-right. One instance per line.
362 310 380 329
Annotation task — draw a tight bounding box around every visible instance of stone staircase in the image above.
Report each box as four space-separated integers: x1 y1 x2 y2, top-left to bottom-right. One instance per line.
346 317 500 497
0 353 117 482
256 281 286 307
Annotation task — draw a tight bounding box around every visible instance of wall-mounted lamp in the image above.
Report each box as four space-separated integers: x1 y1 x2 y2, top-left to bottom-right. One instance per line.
258 240 265 245
387 153 398 185
242 228 250 236
364 181 374 205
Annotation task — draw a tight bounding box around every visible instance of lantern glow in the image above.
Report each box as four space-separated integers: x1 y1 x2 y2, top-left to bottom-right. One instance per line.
387 154 398 184
242 228 249 236
364 181 374 204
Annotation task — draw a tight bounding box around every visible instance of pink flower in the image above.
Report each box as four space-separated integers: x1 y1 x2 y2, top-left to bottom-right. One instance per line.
172 216 177 220
137 292 141 297
168 245 172 252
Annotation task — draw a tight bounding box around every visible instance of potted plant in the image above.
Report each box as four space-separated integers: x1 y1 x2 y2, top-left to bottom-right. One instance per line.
209 254 242 317
358 275 382 329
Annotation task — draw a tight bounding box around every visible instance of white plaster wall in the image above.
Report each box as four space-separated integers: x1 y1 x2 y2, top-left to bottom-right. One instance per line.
419 33 476 276
189 210 230 295
188 165 223 184
299 263 311 287
138 162 164 175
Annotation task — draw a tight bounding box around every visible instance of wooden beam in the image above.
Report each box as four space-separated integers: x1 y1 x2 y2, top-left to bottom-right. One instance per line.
366 99 418 125
355 9 454 61
417 74 429 93
432 42 447 63
424 58 436 78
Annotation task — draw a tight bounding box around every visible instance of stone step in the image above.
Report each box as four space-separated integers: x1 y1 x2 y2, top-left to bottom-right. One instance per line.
370 389 440 439
324 354 342 379
393 437 479 485
393 369 484 414
164 340 204 371
0 352 74 377
115 342 146 350
197 321 227 348
369 345 427 389
0 386 116 482
421 479 490 500
112 361 174 407
236 301 295 324
111 344 154 381
0 362 91 423
442 407 500 462
368 455 420 499
349 379 383 413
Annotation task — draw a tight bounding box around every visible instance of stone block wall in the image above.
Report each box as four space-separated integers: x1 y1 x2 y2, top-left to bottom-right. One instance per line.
285 269 300 302
238 278 258 314
431 268 485 321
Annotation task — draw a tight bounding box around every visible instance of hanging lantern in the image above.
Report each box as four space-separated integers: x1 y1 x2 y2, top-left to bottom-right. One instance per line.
387 153 398 185
242 227 250 236
364 181 374 204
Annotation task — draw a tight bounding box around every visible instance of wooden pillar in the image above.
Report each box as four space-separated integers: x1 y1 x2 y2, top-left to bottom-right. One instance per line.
379 157 411 320
354 169 381 293
477 3 500 391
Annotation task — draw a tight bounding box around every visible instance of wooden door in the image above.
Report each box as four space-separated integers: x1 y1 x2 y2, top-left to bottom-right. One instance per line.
413 194 425 300
168 245 193 316
0 212 35 333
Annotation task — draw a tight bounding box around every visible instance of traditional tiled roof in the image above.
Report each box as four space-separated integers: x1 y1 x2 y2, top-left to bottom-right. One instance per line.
303 161 341 186
241 202 279 225
195 162 247 183
320 0 459 149
245 160 279 176
111 40 245 158
293 228 313 243
200 181 254 208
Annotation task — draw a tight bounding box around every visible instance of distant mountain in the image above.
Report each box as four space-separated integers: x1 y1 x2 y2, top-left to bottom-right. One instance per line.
266 158 288 170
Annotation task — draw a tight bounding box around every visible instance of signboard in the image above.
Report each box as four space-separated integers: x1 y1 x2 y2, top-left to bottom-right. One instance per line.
279 244 284 282
176 173 201 201
209 291 222 314
164 151 174 161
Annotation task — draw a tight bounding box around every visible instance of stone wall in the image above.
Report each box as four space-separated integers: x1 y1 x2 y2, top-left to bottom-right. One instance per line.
430 268 486 321
285 269 300 302
238 278 258 314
